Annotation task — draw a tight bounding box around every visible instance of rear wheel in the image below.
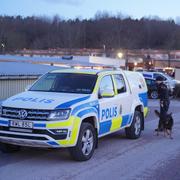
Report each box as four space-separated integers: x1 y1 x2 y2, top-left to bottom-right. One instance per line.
150 90 158 99
0 142 21 153
69 122 96 161
125 111 143 139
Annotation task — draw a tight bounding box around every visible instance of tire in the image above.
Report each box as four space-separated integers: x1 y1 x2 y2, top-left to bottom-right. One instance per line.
150 91 158 99
0 142 21 153
125 111 143 139
69 122 96 161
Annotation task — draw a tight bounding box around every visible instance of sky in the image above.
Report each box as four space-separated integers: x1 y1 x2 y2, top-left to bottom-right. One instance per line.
1 0 180 20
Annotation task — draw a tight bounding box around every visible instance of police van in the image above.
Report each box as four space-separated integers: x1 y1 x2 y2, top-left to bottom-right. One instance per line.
141 71 176 95
0 68 148 161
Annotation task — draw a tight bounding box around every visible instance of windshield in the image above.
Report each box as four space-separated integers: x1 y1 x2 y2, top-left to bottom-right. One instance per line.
30 73 97 94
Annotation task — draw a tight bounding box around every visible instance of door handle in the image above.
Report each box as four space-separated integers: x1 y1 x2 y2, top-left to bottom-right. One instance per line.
119 105 122 115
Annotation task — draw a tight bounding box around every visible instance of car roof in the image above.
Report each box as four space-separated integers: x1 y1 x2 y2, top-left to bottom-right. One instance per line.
50 68 123 76
142 71 164 75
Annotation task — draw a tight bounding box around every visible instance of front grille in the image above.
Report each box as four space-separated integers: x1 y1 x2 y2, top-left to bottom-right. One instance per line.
0 132 48 140
2 107 50 121
0 126 68 140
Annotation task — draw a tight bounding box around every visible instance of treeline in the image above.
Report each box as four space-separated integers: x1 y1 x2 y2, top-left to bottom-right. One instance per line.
1 14 180 51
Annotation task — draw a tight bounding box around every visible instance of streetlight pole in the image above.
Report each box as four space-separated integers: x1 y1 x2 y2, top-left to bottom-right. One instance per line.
167 51 171 67
125 50 128 70
117 50 129 70
1 43 5 54
103 44 106 57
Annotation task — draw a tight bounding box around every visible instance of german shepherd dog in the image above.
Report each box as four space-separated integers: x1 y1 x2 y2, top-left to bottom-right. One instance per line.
154 110 174 139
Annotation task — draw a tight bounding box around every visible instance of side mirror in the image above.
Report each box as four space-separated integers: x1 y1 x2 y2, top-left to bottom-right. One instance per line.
99 89 115 98
25 85 31 91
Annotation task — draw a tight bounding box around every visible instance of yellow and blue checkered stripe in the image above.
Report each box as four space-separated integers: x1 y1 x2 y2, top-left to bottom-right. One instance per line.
99 114 132 135
138 92 148 117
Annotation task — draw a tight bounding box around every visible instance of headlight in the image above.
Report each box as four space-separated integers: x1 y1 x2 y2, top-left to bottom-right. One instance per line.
48 109 71 121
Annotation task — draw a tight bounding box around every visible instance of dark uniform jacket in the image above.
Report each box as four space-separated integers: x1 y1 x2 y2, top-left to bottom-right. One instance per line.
157 82 170 113
158 82 169 101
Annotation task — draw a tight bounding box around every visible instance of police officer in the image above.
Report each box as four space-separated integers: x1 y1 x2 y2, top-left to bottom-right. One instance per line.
155 76 170 131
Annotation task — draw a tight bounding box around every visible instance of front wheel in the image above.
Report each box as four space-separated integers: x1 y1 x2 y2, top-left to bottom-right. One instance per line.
69 122 96 161
125 111 143 139
150 90 158 99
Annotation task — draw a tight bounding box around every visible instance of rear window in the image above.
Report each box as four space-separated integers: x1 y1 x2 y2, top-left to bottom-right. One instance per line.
113 74 126 94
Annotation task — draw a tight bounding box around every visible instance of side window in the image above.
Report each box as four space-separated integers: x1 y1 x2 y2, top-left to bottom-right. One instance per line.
160 75 167 81
114 74 126 94
151 80 156 85
99 75 114 93
154 74 167 81
145 79 151 86
145 79 154 86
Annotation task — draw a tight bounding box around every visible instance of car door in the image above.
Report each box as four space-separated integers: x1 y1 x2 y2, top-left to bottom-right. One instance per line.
112 74 133 128
98 75 119 136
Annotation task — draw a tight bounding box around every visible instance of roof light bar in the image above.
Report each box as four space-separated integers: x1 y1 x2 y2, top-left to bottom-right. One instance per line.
69 64 120 70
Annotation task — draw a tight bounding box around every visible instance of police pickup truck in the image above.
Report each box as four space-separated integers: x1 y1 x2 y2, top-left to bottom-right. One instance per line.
0 68 148 161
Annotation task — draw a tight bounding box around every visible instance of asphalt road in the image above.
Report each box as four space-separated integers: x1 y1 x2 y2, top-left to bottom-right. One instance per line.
0 99 180 180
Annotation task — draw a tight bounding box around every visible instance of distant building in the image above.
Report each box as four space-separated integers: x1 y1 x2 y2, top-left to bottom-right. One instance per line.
0 62 61 99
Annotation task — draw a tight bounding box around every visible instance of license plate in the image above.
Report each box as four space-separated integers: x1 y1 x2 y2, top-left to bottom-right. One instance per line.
10 120 33 129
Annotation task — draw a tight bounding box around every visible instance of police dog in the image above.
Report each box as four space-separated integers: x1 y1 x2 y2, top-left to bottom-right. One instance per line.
154 110 174 139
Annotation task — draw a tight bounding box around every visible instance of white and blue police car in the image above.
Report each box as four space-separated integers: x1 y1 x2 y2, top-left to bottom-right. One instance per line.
0 68 148 161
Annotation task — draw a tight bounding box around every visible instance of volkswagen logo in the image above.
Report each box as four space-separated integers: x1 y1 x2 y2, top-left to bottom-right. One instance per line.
18 110 28 119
